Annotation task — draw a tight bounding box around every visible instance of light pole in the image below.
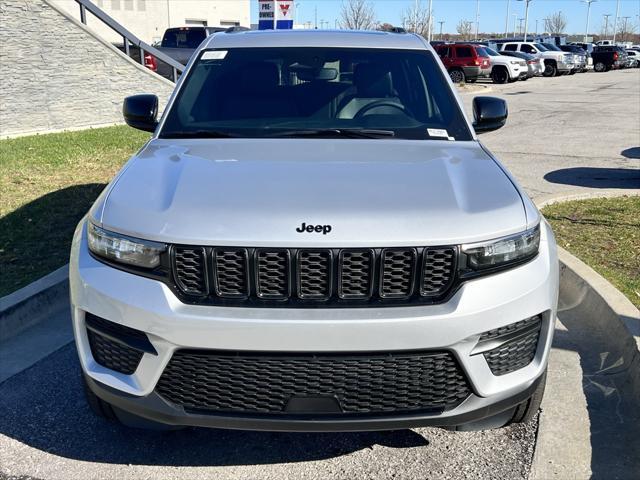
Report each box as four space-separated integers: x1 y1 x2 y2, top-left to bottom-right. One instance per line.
535 19 538 37
475 0 480 40
505 0 511 38
518 18 524 36
427 0 433 41
513 13 518 37
582 0 597 43
517 0 532 42
621 16 631 42
603 13 611 39
438 20 445 39
612 0 620 43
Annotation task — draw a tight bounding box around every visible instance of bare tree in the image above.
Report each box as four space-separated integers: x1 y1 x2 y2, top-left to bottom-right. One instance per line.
400 0 432 38
339 0 376 30
543 11 567 35
617 18 637 42
456 20 474 40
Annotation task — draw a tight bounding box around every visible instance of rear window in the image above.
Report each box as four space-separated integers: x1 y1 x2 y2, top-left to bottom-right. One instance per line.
456 47 473 58
503 44 518 52
160 47 473 141
161 28 207 49
475 47 490 57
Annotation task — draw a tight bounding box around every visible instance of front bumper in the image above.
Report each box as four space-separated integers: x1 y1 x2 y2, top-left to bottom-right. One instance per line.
71 220 559 430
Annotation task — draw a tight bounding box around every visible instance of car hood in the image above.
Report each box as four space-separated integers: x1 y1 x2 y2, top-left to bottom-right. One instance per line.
97 139 527 247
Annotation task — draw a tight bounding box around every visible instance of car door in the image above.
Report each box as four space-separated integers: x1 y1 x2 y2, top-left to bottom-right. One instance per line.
502 43 518 52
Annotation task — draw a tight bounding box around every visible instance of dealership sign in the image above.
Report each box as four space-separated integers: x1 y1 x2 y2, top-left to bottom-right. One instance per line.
259 0 295 30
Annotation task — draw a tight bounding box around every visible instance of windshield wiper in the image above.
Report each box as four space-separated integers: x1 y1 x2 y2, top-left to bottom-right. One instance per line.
264 128 395 139
160 130 239 139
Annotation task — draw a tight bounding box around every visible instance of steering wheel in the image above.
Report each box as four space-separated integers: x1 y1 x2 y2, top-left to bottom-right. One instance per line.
353 101 408 118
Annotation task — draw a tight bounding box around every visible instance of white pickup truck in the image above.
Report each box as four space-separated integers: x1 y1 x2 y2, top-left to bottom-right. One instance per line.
499 41 574 77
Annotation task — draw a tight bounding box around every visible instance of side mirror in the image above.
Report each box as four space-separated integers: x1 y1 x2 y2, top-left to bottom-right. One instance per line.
123 94 159 132
472 96 508 133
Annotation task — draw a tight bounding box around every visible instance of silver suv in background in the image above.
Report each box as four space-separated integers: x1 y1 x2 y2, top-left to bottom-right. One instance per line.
499 41 574 77
71 30 558 432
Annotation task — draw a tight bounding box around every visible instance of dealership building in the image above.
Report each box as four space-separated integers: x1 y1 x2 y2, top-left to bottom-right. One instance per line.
53 0 251 44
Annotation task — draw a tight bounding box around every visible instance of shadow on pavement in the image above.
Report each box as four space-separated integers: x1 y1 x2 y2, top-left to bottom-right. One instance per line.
543 167 640 189
0 345 429 466
553 321 640 478
620 147 640 159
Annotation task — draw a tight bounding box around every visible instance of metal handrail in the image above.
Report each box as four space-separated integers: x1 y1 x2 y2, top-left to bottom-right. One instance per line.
74 0 185 82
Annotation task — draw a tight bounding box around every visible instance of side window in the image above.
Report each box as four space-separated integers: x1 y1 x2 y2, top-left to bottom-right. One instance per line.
436 46 449 57
503 44 517 52
456 47 473 58
521 44 536 54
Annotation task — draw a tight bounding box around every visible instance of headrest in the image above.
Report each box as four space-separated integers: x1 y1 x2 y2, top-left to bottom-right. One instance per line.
240 62 279 93
354 63 393 97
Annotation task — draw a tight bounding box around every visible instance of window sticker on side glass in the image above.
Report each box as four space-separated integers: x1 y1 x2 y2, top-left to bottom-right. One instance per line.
202 50 228 60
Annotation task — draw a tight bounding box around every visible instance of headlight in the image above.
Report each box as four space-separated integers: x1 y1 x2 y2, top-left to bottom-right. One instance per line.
509 60 519 65
87 222 166 268
462 224 540 270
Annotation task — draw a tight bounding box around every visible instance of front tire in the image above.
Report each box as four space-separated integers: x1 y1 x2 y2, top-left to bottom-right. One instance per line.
594 61 606 72
491 67 509 84
543 62 557 77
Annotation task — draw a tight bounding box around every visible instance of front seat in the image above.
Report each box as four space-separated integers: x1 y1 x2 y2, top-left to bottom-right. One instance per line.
336 63 402 119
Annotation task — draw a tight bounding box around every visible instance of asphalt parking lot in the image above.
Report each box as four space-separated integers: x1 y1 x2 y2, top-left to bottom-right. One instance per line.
1 69 638 480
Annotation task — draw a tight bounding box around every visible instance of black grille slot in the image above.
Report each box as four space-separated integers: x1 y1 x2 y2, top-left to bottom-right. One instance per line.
483 317 542 376
156 350 471 415
339 250 374 299
421 247 456 296
87 330 143 375
480 315 542 342
214 248 249 298
380 249 416 298
256 250 290 299
297 250 332 299
173 247 207 295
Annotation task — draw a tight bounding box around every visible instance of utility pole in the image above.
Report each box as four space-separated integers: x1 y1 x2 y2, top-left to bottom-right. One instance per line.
582 0 597 43
438 20 445 39
535 19 538 37
518 0 532 42
612 0 620 43
427 0 433 42
603 14 611 39
513 13 518 37
314 6 318 29
518 18 525 36
475 0 480 40
505 0 510 38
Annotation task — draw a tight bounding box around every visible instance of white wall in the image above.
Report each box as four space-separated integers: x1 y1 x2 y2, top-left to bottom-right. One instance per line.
53 0 250 44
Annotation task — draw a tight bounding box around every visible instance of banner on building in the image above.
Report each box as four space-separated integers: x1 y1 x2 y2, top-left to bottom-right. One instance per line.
275 0 295 29
258 0 274 30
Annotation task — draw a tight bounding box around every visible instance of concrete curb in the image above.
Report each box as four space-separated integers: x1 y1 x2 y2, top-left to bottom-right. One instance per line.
0 265 69 342
531 192 640 479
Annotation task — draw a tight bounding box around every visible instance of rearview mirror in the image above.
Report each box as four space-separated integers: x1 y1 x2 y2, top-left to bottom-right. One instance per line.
472 96 508 133
123 94 159 132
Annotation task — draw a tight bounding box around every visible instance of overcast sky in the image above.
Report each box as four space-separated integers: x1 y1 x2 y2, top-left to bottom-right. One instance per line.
252 0 640 35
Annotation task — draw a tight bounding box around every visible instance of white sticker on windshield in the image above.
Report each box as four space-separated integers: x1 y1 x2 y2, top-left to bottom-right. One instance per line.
202 50 228 60
427 128 452 140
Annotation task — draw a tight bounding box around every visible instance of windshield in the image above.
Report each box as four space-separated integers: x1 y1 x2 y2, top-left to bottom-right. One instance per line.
534 43 549 51
160 47 472 141
162 28 207 49
541 43 561 52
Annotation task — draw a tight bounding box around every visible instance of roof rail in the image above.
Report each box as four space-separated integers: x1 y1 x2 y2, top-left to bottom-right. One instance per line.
74 0 185 82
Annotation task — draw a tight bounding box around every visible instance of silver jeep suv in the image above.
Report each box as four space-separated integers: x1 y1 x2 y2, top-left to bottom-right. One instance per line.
71 30 558 432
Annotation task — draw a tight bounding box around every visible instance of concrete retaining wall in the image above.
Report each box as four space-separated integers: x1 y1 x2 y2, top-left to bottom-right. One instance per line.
0 0 174 137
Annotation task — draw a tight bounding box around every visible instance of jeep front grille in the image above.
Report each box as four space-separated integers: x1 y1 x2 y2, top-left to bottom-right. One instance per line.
171 246 457 307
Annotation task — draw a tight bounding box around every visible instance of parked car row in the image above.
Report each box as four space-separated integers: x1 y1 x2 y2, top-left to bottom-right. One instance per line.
433 40 639 84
